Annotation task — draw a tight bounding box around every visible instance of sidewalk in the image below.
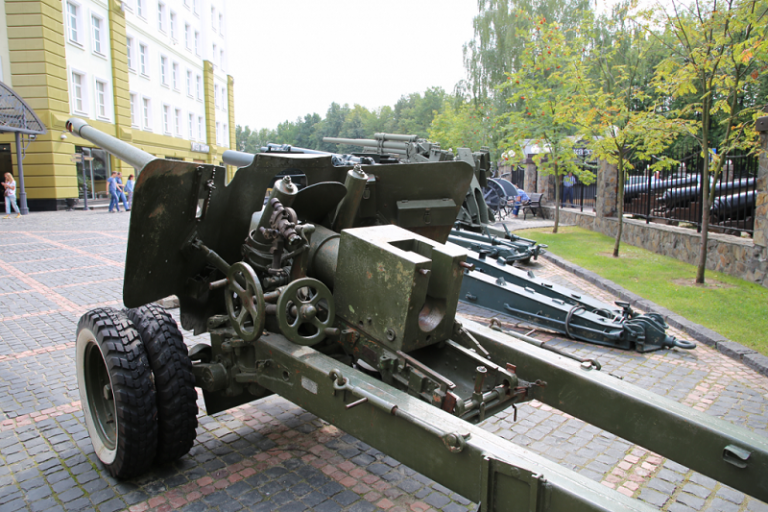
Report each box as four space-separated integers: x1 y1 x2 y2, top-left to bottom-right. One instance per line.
0 211 766 512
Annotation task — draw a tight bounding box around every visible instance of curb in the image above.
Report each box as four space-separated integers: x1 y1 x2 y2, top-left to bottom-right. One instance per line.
540 251 768 378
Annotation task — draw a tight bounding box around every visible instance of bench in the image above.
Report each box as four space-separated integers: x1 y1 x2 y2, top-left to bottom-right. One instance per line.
523 193 544 220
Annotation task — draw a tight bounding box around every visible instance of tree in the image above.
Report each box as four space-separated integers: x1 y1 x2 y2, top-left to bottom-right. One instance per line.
572 3 685 257
463 0 591 114
644 0 768 283
428 99 497 154
499 17 595 233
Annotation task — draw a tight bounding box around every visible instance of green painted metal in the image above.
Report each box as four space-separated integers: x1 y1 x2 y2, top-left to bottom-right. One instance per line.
239 328 662 512
464 318 768 503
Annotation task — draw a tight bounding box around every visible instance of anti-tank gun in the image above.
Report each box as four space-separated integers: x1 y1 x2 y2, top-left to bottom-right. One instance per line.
324 133 497 232
67 118 768 511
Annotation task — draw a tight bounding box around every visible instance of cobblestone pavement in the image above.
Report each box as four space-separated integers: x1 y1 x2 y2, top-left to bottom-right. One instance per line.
1 211 767 512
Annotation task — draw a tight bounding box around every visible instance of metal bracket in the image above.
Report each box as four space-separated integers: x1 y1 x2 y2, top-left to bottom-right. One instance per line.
479 456 549 512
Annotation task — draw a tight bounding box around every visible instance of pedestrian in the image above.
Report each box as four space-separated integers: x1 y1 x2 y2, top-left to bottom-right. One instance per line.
107 171 120 212
562 171 575 208
124 174 135 209
115 172 130 211
3 172 22 219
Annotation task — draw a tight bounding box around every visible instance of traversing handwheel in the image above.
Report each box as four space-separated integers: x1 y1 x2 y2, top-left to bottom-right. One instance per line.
225 261 265 341
276 278 335 346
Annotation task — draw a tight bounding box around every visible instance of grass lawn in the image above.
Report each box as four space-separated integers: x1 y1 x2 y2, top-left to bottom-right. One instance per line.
519 226 768 356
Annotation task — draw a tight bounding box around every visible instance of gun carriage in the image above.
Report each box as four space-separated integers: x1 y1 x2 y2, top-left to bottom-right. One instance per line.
68 118 767 511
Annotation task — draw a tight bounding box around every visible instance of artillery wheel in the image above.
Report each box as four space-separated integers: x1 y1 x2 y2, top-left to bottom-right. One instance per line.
276 278 335 346
127 304 198 465
76 308 157 478
225 261 266 341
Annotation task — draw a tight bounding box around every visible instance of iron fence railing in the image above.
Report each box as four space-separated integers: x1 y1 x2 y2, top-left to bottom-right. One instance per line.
625 153 758 236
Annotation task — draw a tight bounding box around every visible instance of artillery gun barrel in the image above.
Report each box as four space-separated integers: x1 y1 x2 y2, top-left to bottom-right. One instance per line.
324 137 409 151
222 149 255 168
66 117 156 172
374 133 418 142
711 190 756 218
661 178 756 207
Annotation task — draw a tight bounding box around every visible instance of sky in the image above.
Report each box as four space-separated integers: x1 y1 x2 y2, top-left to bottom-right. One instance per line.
228 0 480 131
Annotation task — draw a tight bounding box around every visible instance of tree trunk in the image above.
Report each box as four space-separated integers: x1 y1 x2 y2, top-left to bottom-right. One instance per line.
696 165 710 284
553 167 560 234
613 157 625 258
696 110 711 284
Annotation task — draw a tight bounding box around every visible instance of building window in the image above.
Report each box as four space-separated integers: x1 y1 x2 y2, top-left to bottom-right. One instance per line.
142 97 151 129
214 85 219 108
91 15 104 54
183 0 189 8
160 55 168 86
186 70 192 96
137 0 145 18
223 124 228 147
130 93 139 126
198 116 203 140
170 11 177 40
126 37 135 70
172 62 179 90
211 7 216 30
95 80 108 119
139 44 148 76
175 108 182 135
163 105 171 134
193 0 199 15
216 121 220 145
66 2 80 44
194 31 199 55
188 113 194 139
219 13 223 33
158 2 166 32
71 71 86 113
212 43 217 67
185 23 191 50
220 49 225 71
196 75 202 100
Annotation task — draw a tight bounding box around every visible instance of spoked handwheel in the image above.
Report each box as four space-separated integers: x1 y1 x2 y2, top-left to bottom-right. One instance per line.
225 261 265 341
276 278 335 346
76 308 157 478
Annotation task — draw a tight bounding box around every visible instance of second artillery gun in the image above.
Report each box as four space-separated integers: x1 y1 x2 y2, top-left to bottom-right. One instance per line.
68 118 767 511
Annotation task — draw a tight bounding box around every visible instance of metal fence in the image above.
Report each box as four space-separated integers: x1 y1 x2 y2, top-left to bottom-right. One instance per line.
624 153 758 236
500 165 525 189
569 168 598 212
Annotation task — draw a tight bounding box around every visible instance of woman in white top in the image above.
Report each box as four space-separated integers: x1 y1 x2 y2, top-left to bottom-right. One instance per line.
3 172 21 218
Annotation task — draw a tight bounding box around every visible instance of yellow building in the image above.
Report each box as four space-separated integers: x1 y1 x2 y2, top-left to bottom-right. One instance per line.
0 0 235 210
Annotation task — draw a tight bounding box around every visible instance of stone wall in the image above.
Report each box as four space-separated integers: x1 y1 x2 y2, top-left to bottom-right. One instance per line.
536 117 768 288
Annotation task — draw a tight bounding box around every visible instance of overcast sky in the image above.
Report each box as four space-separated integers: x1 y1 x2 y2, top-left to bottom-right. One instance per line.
228 0 480 131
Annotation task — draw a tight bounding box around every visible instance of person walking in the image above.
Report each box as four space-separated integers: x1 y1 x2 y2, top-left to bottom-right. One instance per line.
124 174 135 209
115 172 130 211
562 171 575 208
3 172 22 218
107 171 120 212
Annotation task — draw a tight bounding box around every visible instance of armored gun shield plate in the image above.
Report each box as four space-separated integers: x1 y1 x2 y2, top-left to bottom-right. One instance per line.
123 154 336 322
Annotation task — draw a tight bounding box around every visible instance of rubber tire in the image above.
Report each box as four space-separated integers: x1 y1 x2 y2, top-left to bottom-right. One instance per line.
127 303 198 465
76 307 157 478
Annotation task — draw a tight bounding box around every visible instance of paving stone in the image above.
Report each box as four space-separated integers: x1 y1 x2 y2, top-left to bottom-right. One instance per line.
675 492 706 510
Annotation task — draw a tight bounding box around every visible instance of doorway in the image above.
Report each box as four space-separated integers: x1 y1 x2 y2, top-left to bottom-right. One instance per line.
74 146 111 199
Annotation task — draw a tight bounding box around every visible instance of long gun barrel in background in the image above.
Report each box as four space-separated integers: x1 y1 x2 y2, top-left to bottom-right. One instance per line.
66 118 157 174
